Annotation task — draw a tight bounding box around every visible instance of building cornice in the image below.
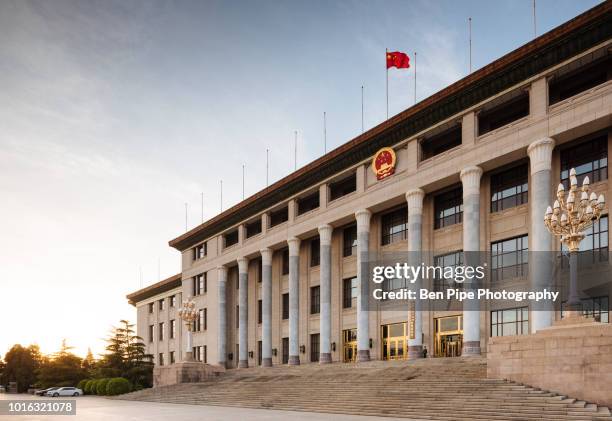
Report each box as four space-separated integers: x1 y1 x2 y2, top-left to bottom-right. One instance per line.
126 273 182 306
169 2 612 252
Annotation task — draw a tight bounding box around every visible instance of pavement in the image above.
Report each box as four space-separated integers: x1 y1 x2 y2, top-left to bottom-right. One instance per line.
0 394 411 421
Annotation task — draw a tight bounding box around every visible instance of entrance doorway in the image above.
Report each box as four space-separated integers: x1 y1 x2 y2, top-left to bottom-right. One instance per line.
381 322 408 360
434 315 463 357
342 329 357 362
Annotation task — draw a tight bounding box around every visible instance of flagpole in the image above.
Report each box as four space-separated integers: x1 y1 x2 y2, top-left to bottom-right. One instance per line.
294 130 297 171
242 164 245 200
266 148 269 187
201 192 204 222
468 17 472 74
361 85 364 133
220 180 223 212
413 52 417 105
385 48 389 119
533 0 537 38
323 112 327 153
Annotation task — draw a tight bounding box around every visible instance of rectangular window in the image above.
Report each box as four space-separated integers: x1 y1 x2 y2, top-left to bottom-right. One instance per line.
281 248 289 275
478 92 529 136
310 238 320 267
170 319 176 339
561 296 609 323
236 305 239 328
560 134 608 188
158 353 164 366
490 164 528 212
245 219 262 238
433 251 464 292
193 273 207 295
310 333 320 362
257 340 262 366
282 293 289 320
434 187 463 229
170 351 175 364
269 206 289 227
194 309 206 332
148 303 154 314
343 225 357 257
491 307 529 337
297 191 320 215
310 286 320 314
491 235 529 282
282 337 289 364
549 56 612 105
159 299 165 311
562 216 608 265
192 346 206 363
420 124 462 160
257 299 262 324
381 206 408 245
148 325 154 343
343 277 358 309
381 277 409 300
329 173 356 201
158 322 164 341
193 243 206 260
170 295 176 307
224 229 239 248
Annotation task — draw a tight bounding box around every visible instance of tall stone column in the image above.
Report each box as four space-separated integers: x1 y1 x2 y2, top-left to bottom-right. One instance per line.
460 166 483 356
356 209 372 362
217 265 228 367
527 138 555 332
237 257 249 368
318 224 333 364
406 188 425 358
260 248 273 367
288 237 301 365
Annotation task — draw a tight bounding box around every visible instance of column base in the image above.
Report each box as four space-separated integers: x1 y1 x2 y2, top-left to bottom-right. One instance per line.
238 360 249 368
357 350 370 362
262 358 272 367
319 353 332 364
217 361 226 368
183 351 194 362
288 355 300 365
408 345 423 359
461 341 481 356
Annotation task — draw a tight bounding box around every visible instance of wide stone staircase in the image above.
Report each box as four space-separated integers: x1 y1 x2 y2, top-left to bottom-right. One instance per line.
116 357 612 420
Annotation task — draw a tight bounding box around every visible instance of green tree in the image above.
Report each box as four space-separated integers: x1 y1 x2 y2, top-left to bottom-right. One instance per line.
2 344 42 392
36 340 86 388
81 348 96 375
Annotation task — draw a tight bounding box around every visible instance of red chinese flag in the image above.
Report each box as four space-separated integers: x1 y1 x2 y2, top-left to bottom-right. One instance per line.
386 51 410 69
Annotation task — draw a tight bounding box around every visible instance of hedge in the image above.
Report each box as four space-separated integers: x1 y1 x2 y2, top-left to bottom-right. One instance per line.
76 379 89 392
95 378 110 396
106 378 132 396
84 379 96 395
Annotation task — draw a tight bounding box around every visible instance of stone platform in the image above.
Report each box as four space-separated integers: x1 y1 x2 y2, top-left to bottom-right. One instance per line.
487 316 612 407
153 361 225 387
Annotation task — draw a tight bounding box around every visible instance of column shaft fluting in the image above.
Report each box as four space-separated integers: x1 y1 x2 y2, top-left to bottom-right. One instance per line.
460 166 483 356
406 189 425 358
217 266 227 367
356 209 372 362
318 225 333 363
261 248 273 367
237 257 249 368
288 237 301 365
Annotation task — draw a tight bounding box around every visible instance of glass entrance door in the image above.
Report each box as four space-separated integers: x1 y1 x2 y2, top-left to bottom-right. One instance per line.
434 315 463 357
382 322 408 360
342 329 357 362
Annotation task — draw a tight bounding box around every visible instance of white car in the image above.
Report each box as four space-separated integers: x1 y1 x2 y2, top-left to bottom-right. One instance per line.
47 387 83 397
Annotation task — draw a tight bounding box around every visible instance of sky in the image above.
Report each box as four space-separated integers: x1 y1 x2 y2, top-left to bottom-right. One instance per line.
0 0 601 358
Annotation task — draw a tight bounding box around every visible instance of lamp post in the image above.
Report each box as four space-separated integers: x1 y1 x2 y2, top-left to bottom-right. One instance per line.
544 168 606 314
178 297 198 362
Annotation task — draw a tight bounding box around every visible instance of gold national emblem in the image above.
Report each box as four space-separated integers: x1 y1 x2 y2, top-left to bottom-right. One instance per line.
372 147 396 180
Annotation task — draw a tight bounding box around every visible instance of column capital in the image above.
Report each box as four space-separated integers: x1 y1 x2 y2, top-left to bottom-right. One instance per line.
318 224 333 245
527 137 555 174
217 265 228 277
237 257 249 273
260 248 273 265
287 236 301 256
460 165 483 196
355 209 372 233
405 188 425 215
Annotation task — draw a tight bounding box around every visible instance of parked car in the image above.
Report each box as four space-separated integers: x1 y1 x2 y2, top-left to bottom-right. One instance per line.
36 387 58 396
47 387 83 397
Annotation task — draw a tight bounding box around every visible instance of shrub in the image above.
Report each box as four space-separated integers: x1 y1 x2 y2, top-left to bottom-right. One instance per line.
106 378 132 396
95 378 110 396
76 379 89 392
84 380 96 395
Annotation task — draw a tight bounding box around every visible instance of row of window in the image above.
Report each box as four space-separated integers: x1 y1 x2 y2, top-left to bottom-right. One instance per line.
148 320 177 342
157 346 209 366
148 295 177 313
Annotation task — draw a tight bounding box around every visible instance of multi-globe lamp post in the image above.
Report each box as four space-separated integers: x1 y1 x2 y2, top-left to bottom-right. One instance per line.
544 168 606 314
178 297 198 361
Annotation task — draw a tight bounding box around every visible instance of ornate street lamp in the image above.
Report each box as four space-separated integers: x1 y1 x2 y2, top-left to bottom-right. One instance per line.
544 168 606 313
178 297 198 361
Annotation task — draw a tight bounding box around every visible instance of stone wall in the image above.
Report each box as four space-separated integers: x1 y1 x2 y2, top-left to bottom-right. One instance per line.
487 318 612 407
153 362 225 387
